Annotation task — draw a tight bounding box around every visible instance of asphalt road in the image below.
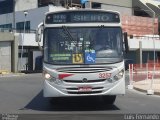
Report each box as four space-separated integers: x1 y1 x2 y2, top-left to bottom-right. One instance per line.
0 73 160 120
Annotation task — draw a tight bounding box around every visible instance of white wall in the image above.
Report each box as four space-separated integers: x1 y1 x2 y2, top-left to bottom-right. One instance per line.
128 37 160 51
18 33 43 46
48 5 67 12
15 0 38 12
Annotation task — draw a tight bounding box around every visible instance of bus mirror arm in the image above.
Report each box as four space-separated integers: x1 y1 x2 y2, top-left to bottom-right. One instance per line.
38 41 43 51
123 32 129 53
36 22 44 42
36 23 44 51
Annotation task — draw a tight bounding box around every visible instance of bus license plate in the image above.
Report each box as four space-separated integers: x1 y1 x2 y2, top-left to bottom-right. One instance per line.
78 86 92 92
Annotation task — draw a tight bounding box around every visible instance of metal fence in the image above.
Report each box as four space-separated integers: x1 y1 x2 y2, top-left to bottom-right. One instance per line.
128 61 160 95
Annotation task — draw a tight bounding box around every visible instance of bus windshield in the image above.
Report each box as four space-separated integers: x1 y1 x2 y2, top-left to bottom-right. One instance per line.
44 27 123 65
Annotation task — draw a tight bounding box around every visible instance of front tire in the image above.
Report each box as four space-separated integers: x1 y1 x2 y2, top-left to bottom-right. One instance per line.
102 95 116 104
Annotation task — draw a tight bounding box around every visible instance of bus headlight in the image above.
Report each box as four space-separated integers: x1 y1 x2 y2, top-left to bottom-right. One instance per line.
43 71 62 85
114 69 124 81
44 73 51 80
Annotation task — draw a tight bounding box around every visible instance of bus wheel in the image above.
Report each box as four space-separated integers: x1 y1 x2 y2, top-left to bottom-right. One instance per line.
102 95 116 104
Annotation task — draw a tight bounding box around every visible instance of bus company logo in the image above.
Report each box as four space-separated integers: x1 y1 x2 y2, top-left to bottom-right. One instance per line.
82 78 88 82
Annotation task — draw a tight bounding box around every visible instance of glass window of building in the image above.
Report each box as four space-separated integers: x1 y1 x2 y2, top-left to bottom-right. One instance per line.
0 23 12 28
16 21 30 33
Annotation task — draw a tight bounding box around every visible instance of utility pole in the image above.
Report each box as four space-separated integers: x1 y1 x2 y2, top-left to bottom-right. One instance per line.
20 11 28 72
13 0 15 32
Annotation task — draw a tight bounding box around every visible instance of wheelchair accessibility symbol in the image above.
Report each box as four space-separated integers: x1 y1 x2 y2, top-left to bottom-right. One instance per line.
87 55 95 62
85 50 96 64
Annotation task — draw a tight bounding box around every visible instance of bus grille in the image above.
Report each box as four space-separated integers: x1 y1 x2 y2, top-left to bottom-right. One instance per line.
67 91 102 94
56 67 112 73
64 79 106 83
66 87 103 90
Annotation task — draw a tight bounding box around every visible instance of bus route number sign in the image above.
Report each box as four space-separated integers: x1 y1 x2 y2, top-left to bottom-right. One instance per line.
46 11 120 24
99 73 111 79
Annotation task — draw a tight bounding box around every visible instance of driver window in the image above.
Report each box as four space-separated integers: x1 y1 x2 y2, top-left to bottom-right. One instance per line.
95 30 110 51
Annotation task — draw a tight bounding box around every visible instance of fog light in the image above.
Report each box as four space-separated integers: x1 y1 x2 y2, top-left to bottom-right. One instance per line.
114 69 124 81
55 79 63 85
107 78 113 82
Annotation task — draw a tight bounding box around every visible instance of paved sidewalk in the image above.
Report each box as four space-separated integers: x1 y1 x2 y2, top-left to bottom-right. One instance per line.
133 79 160 95
0 72 25 77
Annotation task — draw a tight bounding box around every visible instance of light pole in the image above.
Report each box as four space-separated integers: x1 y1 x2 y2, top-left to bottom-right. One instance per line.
20 10 28 72
151 10 156 95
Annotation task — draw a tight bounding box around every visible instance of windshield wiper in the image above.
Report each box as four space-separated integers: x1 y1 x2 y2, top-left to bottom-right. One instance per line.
62 25 75 42
62 26 82 62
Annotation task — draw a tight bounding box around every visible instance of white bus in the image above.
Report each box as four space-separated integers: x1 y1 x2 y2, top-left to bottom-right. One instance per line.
36 9 128 104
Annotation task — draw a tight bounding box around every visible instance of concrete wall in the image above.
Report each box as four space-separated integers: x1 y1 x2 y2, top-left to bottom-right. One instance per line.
91 0 132 7
85 0 132 15
0 41 11 72
0 32 18 73
15 0 38 12
101 4 132 15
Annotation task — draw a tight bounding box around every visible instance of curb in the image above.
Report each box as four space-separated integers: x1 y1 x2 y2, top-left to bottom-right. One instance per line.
0 70 9 75
0 73 25 77
133 86 160 96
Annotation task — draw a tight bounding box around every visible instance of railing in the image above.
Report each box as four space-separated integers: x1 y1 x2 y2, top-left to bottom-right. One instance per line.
0 28 36 33
128 61 160 95
130 35 160 40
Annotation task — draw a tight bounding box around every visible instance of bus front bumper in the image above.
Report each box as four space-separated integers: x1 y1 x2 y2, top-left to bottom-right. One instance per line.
43 79 125 97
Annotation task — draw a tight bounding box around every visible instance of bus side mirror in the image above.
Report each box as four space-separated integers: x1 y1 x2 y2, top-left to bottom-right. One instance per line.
123 32 129 53
36 23 44 42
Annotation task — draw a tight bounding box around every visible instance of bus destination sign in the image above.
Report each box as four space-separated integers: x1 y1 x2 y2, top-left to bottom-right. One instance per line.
45 11 120 24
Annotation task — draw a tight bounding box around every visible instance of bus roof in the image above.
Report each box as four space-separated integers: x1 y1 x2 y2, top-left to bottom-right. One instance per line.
45 9 120 16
